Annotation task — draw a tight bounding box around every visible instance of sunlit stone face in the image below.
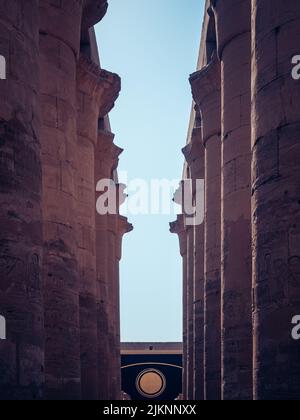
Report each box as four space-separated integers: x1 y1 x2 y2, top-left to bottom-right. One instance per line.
136 369 166 398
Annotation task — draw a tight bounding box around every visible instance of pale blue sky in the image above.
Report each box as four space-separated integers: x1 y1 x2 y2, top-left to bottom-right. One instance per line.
96 0 205 342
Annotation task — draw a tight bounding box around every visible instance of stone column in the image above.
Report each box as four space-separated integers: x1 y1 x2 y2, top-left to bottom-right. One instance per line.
190 53 222 400
170 215 187 399
0 0 44 400
211 0 253 400
177 177 194 401
106 212 132 400
39 0 84 400
186 223 194 400
76 55 120 400
193 222 205 401
252 0 300 400
182 129 205 400
106 214 118 398
95 129 123 399
114 215 133 398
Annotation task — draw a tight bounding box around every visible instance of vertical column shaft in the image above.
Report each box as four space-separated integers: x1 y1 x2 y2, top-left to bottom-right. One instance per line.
76 55 120 400
193 220 205 400
114 215 133 399
252 0 300 400
39 0 83 400
212 0 253 400
0 0 44 400
186 225 194 400
190 53 222 400
95 133 113 400
182 241 188 400
170 216 187 399
76 57 98 401
192 131 205 402
107 215 118 398
183 130 206 400
95 130 123 399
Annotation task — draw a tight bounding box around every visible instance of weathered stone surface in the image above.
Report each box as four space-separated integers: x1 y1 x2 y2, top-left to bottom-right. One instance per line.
106 214 133 400
76 48 121 400
182 122 206 401
211 0 253 400
95 128 128 400
186 224 194 400
39 0 83 56
191 127 205 401
193 220 205 401
190 52 222 401
39 0 83 399
170 215 187 399
252 0 300 401
0 2 129 401
0 0 44 400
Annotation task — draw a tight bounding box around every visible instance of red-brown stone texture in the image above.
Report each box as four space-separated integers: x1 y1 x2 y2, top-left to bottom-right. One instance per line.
0 0 44 400
252 0 300 401
176 0 300 401
190 126 205 401
170 215 188 399
94 127 132 400
182 123 205 401
95 128 121 399
76 54 120 400
0 0 131 400
212 0 253 400
190 52 222 401
39 0 83 399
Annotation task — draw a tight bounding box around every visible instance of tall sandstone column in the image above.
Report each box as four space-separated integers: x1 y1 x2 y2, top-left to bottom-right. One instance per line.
190 53 222 400
182 127 205 400
95 129 123 399
106 212 132 399
170 215 187 399
0 0 44 400
188 225 194 400
76 56 98 402
106 214 118 398
76 55 120 400
39 0 84 399
252 0 300 400
211 0 253 400
192 134 205 402
114 214 133 397
182 149 196 401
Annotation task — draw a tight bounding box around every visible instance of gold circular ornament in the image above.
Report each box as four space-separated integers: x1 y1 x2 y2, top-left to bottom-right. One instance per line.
136 369 166 398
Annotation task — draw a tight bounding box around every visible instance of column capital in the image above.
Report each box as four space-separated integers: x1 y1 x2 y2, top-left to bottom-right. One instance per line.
107 215 133 235
190 53 220 105
210 0 251 59
182 136 205 198
189 53 221 145
117 215 134 237
182 139 204 167
170 215 187 257
95 129 123 178
116 215 133 261
107 214 133 260
82 0 108 32
77 55 121 117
